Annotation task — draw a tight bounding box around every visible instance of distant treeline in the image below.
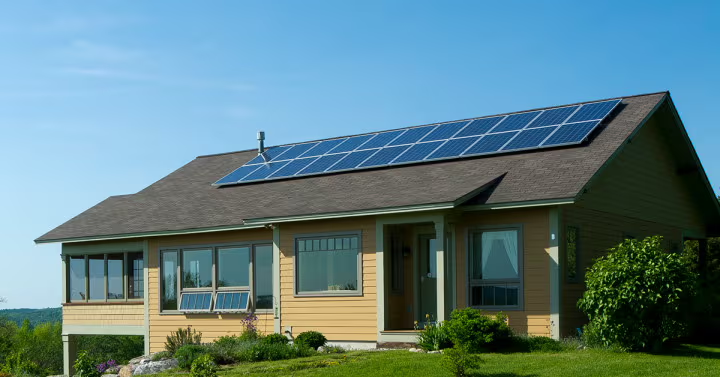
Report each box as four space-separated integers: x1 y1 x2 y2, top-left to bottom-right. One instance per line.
0 308 62 326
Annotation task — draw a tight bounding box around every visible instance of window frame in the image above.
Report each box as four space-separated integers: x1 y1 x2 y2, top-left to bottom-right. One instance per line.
64 251 144 304
565 225 580 284
293 231 363 298
159 240 273 314
466 224 524 311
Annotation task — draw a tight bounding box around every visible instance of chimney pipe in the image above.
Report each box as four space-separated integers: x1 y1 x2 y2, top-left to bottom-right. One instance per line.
257 131 265 155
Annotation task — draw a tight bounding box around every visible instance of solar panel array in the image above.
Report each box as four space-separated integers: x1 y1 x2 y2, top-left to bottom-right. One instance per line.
215 99 622 186
179 292 213 312
215 292 249 312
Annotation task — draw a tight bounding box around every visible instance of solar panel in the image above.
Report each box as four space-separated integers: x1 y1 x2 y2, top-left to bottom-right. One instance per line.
179 292 213 312
214 98 622 186
215 291 249 312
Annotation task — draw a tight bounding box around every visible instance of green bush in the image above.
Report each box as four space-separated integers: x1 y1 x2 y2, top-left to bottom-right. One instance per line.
443 346 481 377
417 322 453 351
320 345 346 354
165 327 203 355
73 351 101 377
151 351 172 361
262 333 290 345
190 353 218 377
209 339 258 365
294 331 327 350
578 236 697 351
510 335 567 352
244 342 315 362
176 344 211 370
77 335 144 364
444 308 513 353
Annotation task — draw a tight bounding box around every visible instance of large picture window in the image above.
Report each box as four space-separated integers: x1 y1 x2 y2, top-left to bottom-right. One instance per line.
66 252 144 303
160 242 273 312
469 228 522 309
295 233 361 295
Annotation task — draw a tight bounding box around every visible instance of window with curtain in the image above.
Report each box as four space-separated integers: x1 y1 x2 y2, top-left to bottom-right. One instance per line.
469 228 521 308
296 234 360 295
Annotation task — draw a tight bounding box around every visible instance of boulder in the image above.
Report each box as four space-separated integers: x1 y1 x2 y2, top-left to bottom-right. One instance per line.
118 364 134 377
133 359 179 375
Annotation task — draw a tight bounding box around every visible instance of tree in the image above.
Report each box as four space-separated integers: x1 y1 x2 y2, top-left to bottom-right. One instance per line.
578 236 697 351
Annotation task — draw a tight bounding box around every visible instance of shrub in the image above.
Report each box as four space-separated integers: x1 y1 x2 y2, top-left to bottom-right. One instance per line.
245 342 315 361
444 308 513 353
320 345 346 354
151 351 172 361
73 351 101 377
165 327 203 355
176 344 211 370
294 331 327 350
510 335 566 352
240 314 260 341
578 236 697 351
262 333 290 345
190 354 217 377
417 322 453 351
442 346 481 377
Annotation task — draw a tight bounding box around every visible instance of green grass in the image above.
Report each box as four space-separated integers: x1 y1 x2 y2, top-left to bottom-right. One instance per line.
155 344 720 377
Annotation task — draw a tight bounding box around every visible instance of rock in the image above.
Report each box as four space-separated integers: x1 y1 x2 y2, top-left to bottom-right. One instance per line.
133 359 179 375
317 346 325 353
428 350 441 354
118 365 134 377
103 374 119 377
409 348 421 352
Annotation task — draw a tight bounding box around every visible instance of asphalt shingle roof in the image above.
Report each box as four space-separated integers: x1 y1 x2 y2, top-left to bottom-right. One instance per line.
36 92 666 242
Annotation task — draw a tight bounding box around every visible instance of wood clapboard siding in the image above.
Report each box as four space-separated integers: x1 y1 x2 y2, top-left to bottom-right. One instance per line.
279 217 377 342
455 208 551 337
577 114 706 233
63 304 144 326
561 112 709 337
147 229 274 353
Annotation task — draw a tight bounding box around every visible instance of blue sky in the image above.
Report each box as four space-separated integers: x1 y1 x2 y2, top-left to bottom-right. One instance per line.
1 1 719 308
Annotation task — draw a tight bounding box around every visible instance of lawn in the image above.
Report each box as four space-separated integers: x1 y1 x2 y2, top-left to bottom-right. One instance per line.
156 344 720 377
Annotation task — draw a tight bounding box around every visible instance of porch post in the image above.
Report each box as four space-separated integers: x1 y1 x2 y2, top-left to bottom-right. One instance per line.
434 218 446 322
375 221 386 333
63 334 77 376
273 225 282 334
549 207 561 340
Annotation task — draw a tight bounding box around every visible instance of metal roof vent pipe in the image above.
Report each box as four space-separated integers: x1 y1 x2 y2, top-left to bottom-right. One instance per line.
257 131 265 155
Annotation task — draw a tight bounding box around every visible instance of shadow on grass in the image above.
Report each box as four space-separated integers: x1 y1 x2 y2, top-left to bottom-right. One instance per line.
652 343 720 360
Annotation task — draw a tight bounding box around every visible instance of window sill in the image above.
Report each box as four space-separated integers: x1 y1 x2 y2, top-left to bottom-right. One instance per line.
294 292 363 298
469 305 523 311
159 310 271 316
63 301 144 306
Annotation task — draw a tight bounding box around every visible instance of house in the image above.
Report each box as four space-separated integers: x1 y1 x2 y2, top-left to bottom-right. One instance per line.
36 91 719 375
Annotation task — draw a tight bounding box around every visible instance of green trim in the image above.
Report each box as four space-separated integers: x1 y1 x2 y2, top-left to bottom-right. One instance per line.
36 224 266 245
461 198 574 211
244 203 455 225
62 324 145 336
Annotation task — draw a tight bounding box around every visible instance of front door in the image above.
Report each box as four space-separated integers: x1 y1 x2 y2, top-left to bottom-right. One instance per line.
418 234 437 325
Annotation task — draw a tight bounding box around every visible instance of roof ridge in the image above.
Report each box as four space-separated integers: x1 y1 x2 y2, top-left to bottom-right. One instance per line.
196 91 669 159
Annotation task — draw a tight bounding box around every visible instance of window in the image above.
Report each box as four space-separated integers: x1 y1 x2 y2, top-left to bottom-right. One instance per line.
217 247 250 288
469 228 522 308
566 226 579 282
160 242 273 312
161 251 179 311
69 256 86 301
295 233 360 295
254 245 273 309
65 252 144 303
128 252 144 299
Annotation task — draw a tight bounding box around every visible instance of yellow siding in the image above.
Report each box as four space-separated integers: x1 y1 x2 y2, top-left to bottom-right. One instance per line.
147 229 274 352
63 304 144 326
279 217 377 342
455 208 551 337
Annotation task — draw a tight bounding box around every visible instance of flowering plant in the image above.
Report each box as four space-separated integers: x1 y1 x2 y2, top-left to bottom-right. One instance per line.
95 359 118 374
